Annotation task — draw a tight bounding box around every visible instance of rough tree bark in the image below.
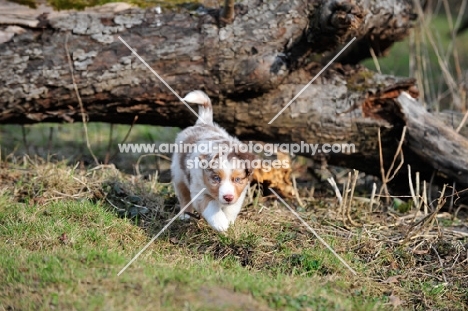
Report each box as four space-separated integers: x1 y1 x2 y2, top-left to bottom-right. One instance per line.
0 0 467 191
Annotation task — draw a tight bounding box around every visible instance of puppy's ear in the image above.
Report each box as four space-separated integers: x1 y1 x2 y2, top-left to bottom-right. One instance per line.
236 152 256 177
198 152 220 170
198 153 211 165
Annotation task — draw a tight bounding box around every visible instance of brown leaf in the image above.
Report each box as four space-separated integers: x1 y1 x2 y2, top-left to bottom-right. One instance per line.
58 233 68 244
383 275 400 284
413 249 429 255
389 294 403 308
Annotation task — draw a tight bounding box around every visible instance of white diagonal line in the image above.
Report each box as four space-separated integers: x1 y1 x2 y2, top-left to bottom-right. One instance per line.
268 37 357 124
118 36 206 124
117 187 206 276
269 188 357 275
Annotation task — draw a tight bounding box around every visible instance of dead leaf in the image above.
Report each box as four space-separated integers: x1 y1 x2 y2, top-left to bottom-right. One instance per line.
58 233 68 244
389 294 403 308
383 275 400 284
413 249 429 255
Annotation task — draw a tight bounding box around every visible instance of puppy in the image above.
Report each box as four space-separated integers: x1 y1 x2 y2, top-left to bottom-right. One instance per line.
171 90 255 232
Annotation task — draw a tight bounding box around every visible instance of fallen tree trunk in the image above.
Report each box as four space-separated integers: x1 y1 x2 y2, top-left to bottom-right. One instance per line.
0 0 467 191
397 93 468 188
0 0 416 123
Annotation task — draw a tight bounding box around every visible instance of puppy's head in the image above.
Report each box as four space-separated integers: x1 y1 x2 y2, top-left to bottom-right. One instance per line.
200 151 255 205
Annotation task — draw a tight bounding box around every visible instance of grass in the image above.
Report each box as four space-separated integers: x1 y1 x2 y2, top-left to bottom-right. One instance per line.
362 13 468 111
0 122 178 175
0 189 379 310
0 159 467 310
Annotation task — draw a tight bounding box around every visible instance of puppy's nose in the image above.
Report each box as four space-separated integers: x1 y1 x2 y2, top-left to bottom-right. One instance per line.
223 194 234 202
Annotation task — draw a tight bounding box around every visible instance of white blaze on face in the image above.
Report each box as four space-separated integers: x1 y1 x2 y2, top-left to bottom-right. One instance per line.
218 161 236 204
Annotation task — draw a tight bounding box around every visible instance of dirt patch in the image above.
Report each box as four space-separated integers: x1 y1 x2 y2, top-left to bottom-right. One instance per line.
177 285 272 311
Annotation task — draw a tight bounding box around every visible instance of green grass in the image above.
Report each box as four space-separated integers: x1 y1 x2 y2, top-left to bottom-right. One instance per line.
0 122 178 154
0 193 386 310
0 159 467 310
0 122 179 174
362 14 468 110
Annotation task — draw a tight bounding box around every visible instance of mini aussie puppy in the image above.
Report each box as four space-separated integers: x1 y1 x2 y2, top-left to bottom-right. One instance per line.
171 90 255 232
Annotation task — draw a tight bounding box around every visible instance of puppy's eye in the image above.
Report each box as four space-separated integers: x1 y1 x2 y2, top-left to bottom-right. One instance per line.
213 175 221 182
234 177 242 183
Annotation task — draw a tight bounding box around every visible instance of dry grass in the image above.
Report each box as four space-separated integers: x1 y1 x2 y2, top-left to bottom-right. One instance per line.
1 156 467 310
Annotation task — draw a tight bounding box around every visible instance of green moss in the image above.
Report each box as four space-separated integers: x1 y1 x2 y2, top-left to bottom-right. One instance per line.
7 0 37 8
346 69 378 92
7 0 201 10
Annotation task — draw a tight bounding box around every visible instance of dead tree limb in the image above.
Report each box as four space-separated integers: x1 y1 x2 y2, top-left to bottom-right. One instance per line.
0 0 467 191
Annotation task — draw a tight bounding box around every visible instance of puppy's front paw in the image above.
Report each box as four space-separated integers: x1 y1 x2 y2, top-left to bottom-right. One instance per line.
210 218 230 232
202 209 230 232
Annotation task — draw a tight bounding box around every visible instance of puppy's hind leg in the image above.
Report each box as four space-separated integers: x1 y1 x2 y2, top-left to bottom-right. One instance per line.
174 182 194 220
